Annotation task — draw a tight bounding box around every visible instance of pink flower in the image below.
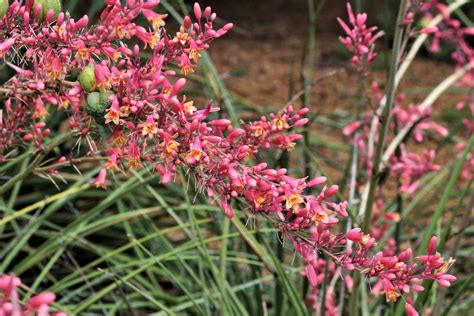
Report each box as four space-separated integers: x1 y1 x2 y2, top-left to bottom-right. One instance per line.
104 100 122 125
94 64 112 91
94 168 107 189
337 3 384 74
0 38 15 58
220 199 233 218
0 274 63 315
27 292 56 311
405 303 419 316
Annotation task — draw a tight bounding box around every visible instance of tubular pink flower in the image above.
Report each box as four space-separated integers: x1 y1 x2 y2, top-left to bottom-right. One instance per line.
94 168 108 188
405 302 419 316
0 38 15 58
337 3 384 74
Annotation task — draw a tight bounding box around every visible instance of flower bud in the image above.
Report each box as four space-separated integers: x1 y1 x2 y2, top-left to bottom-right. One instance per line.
427 236 437 254
420 27 438 34
305 265 318 287
220 199 233 218
344 275 354 290
209 119 231 128
307 176 327 187
172 78 186 95
57 11 64 24
35 0 62 21
27 292 56 310
73 14 89 30
183 16 191 29
293 118 309 127
23 134 34 141
405 303 419 316
79 63 96 92
193 3 201 20
34 3 43 19
324 185 339 198
228 128 244 140
346 228 362 242
436 279 451 287
204 7 211 18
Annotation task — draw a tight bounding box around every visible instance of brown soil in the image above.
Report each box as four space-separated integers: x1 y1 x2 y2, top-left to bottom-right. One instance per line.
203 0 456 109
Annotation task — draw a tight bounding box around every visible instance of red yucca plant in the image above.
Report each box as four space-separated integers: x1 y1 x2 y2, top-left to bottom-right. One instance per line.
0 0 472 315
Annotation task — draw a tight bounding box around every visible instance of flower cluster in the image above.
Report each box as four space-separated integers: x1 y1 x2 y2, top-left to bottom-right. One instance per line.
334 3 461 315
0 274 65 316
417 0 474 87
302 257 339 314
414 0 474 185
0 0 232 157
343 81 447 191
337 3 385 74
416 0 474 180
294 228 455 316
392 149 440 194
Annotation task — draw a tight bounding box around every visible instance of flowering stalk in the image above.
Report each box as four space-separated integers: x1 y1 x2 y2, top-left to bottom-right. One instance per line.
0 1 459 315
361 0 408 232
337 3 384 75
343 0 407 314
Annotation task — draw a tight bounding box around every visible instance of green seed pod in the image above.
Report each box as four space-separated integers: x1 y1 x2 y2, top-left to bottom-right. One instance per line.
417 17 430 29
99 91 112 105
36 0 62 21
0 0 8 19
86 91 111 125
79 63 96 93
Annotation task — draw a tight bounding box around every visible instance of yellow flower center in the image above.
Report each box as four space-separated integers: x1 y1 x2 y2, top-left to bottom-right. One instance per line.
436 257 455 274
143 123 158 136
253 126 265 137
184 101 196 114
385 289 400 303
175 31 189 45
181 65 194 75
361 234 371 245
286 193 304 210
104 110 121 125
189 148 203 161
128 157 141 169
255 195 268 207
273 115 287 130
312 211 329 223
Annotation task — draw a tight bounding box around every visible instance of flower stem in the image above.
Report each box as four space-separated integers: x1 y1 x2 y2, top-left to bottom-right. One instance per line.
351 1 408 315
362 0 408 232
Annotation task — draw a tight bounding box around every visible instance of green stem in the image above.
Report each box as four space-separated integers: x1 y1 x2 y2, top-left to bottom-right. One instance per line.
351 2 408 315
320 257 330 316
362 0 408 232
